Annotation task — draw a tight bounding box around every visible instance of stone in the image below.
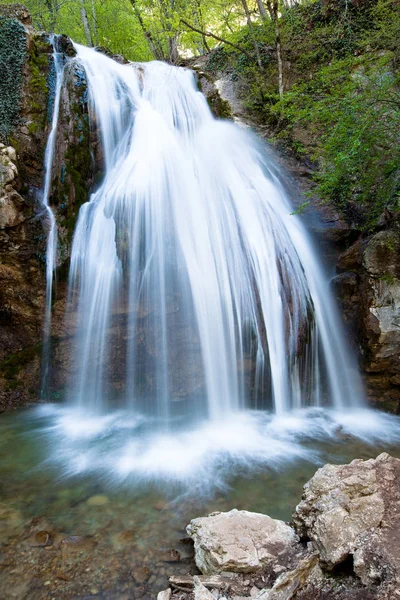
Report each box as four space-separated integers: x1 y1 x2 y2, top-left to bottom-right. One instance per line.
60 535 97 553
86 495 109 506
293 453 400 586
0 194 25 228
29 530 52 547
5 147 17 162
131 565 151 584
157 590 171 600
187 509 298 575
254 555 323 600
193 576 215 600
158 548 181 562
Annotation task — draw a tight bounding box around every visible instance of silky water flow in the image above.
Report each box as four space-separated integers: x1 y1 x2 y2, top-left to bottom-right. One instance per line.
35 45 400 487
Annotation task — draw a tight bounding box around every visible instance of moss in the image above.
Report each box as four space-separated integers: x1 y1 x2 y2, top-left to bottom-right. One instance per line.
0 16 27 142
27 121 39 134
26 36 51 132
0 343 41 382
206 92 232 119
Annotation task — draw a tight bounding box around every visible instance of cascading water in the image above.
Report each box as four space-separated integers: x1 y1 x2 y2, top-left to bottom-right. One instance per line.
40 35 65 393
36 44 396 488
67 44 363 421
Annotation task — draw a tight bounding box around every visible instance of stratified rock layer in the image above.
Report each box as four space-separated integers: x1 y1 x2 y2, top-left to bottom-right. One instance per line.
334 224 400 408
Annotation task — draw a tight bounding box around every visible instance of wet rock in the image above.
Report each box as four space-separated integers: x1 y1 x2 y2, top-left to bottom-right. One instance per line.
60 535 97 553
112 529 136 550
29 530 52 547
157 589 172 600
87 495 109 506
158 548 181 562
131 564 151 584
187 509 299 575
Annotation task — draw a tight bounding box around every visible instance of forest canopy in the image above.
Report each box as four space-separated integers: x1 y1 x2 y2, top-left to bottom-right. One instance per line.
2 0 310 62
3 0 399 230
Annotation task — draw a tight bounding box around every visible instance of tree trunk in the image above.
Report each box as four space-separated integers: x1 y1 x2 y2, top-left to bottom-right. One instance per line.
158 0 180 64
129 0 165 60
256 0 268 20
90 0 99 46
79 0 93 47
266 1 284 98
168 35 179 64
240 0 263 68
195 0 210 53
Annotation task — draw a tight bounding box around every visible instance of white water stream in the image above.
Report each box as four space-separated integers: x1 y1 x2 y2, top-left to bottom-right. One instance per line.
67 44 363 418
36 45 400 487
41 36 64 392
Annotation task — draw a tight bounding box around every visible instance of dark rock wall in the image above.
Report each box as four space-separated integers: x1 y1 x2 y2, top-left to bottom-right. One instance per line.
333 223 400 409
0 6 93 411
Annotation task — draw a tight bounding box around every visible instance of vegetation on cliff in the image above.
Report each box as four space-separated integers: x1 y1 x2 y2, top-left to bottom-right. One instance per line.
0 15 26 141
2 0 399 231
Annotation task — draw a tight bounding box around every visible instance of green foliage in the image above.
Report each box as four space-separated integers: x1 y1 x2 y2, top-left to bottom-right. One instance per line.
0 16 27 142
222 0 400 231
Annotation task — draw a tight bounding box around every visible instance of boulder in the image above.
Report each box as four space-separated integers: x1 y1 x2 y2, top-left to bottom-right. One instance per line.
293 453 400 586
187 509 299 575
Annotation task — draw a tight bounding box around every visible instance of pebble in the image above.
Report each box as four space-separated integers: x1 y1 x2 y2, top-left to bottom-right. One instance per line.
131 565 151 584
29 530 52 547
87 495 109 506
158 549 181 562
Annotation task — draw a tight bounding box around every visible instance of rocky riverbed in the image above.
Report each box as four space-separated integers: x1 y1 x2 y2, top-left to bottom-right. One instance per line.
161 453 400 600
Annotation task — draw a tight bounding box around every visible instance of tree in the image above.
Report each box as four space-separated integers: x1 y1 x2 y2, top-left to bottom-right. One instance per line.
266 0 284 98
240 0 262 68
129 0 165 60
79 0 93 46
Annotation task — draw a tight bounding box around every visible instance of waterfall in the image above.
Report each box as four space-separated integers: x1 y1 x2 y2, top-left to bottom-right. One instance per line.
63 44 363 423
40 35 64 395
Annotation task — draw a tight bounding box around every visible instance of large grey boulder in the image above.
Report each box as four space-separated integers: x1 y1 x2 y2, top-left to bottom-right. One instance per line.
187 509 299 575
293 452 400 587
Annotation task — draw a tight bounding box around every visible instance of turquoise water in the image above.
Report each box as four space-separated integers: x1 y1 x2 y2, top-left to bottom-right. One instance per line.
1 406 400 599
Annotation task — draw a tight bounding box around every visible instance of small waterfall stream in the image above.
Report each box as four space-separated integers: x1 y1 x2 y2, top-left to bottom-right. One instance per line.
40 36 65 393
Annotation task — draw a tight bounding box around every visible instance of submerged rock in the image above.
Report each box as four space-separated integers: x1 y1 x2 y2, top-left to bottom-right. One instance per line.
187 509 299 575
131 564 151 584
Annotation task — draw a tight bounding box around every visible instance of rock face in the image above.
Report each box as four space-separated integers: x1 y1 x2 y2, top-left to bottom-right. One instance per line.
0 6 93 410
187 509 299 575
334 224 400 408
